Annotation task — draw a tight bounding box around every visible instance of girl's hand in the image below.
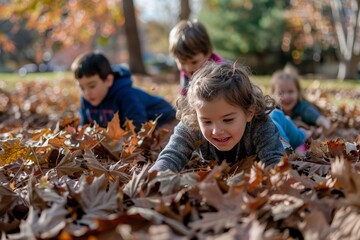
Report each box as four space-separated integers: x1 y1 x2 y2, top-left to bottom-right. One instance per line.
316 115 331 131
300 128 313 140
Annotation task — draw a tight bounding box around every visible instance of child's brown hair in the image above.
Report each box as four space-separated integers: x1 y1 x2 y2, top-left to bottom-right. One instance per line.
176 61 276 128
270 67 305 102
169 19 212 60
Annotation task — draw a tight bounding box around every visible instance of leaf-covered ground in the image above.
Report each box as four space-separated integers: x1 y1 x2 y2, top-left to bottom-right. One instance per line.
0 76 360 239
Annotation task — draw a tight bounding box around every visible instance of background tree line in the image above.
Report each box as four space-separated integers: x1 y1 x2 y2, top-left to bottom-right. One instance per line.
0 0 359 79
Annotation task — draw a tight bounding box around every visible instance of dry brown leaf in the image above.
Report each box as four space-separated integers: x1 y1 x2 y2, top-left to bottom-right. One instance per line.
198 178 247 212
0 139 35 166
123 165 149 198
327 139 345 158
189 210 242 234
269 194 304 221
68 174 121 227
298 209 330 240
331 157 360 206
330 207 360 240
127 207 190 236
203 216 270 240
55 149 83 178
107 113 127 140
0 185 20 215
308 140 329 163
147 170 198 196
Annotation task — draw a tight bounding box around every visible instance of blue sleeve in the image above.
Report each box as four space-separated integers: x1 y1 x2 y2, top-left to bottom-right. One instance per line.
270 109 306 149
117 89 148 131
293 101 321 125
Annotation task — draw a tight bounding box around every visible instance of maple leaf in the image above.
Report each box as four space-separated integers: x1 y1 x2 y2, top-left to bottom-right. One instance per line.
189 210 242 234
327 139 345 158
127 207 190 236
198 178 247 212
0 139 35 166
57 116 80 130
47 135 66 149
107 113 127 140
291 160 331 176
220 216 275 239
331 157 360 206
9 205 68 239
68 174 121 226
147 170 199 196
298 209 330 240
29 128 53 142
31 204 68 239
83 149 130 182
55 149 83 178
137 118 159 141
123 165 150 198
0 184 20 215
269 194 304 221
124 118 136 135
330 206 360 240
228 155 257 175
147 224 187 240
308 140 330 164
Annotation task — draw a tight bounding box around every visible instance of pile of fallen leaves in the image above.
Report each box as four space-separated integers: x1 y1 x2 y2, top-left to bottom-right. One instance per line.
0 79 360 239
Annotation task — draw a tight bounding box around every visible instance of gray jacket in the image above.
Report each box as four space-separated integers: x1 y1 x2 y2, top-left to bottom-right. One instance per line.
150 116 284 172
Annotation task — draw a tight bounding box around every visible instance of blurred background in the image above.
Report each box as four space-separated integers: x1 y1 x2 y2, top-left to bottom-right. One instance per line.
0 0 360 80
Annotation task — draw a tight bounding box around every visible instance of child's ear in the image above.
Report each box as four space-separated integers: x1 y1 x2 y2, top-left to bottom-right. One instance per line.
246 105 255 122
105 74 114 87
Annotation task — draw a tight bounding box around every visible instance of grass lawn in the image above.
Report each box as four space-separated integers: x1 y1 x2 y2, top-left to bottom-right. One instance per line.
0 72 74 90
1 71 359 107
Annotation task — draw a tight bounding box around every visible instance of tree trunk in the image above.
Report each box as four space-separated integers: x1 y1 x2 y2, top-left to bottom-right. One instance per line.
347 54 360 79
179 0 191 21
123 0 147 74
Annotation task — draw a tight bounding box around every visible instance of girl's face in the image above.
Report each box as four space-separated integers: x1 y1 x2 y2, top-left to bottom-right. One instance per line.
273 79 299 114
195 97 254 151
175 52 211 78
78 74 113 106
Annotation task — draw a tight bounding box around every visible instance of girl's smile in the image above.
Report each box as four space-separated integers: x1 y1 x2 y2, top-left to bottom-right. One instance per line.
196 97 254 151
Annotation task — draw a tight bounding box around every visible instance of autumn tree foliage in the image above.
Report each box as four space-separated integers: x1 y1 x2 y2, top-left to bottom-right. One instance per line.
285 0 360 79
0 0 147 74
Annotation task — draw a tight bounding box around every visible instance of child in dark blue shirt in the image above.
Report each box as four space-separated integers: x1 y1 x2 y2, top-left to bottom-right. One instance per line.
71 52 177 131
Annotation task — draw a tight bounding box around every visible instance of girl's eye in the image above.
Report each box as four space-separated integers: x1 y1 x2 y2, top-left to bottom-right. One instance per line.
224 118 234 123
202 120 212 125
89 85 96 89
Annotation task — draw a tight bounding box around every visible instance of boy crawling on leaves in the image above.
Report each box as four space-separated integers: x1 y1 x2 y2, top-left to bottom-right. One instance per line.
71 52 177 131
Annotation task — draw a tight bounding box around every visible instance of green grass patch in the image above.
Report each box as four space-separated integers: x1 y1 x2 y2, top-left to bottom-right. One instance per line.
0 72 74 90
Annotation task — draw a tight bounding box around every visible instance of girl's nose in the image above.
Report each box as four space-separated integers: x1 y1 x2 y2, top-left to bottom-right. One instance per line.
212 125 224 135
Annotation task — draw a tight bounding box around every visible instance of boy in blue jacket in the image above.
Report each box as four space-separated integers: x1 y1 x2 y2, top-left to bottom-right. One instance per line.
71 52 177 131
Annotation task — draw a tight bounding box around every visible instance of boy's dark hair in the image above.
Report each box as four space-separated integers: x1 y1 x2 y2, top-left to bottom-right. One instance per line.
169 19 212 60
71 52 113 80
